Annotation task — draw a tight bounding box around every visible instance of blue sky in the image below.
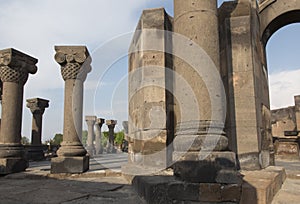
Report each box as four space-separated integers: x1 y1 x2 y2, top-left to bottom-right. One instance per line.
0 0 299 141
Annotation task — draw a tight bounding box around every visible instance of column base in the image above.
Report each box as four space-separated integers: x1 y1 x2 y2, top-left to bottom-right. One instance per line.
50 155 89 174
173 151 241 184
0 157 28 174
25 145 47 161
86 145 95 157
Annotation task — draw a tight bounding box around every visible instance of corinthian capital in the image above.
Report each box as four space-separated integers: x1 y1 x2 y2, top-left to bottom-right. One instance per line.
54 46 92 81
0 48 38 84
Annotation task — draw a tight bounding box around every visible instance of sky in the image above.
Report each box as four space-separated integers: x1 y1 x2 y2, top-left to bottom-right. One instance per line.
0 0 299 142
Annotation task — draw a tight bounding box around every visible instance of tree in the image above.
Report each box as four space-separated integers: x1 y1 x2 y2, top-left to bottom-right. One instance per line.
21 136 30 145
52 133 63 145
115 131 125 145
82 130 88 146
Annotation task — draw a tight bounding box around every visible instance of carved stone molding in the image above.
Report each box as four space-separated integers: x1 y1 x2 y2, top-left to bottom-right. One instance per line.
0 48 38 84
26 98 49 114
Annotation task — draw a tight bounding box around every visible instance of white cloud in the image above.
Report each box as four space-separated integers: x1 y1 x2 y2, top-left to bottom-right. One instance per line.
269 69 300 109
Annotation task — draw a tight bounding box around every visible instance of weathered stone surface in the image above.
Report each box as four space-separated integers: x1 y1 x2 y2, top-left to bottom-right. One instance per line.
173 135 229 152
240 166 286 204
173 151 240 183
51 155 89 174
0 48 37 174
128 7 174 169
168 182 241 202
131 175 241 203
132 176 175 204
0 158 28 174
274 140 300 160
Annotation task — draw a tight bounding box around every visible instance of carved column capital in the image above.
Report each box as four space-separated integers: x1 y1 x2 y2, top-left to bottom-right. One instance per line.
106 120 117 129
85 115 96 126
96 118 105 127
26 98 49 114
0 48 38 84
54 46 91 81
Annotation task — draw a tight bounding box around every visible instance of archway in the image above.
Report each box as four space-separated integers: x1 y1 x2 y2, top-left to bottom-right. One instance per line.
259 0 300 161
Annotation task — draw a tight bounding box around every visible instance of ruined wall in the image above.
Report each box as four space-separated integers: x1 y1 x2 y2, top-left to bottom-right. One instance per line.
271 96 300 137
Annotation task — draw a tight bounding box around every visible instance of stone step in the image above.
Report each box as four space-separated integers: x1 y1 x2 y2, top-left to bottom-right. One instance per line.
240 166 286 204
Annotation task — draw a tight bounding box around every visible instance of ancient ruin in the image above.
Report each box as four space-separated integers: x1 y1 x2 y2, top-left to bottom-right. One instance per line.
85 115 97 156
51 46 91 173
26 98 49 161
272 95 300 159
125 0 300 203
0 48 37 174
0 0 299 203
106 120 117 153
95 118 105 155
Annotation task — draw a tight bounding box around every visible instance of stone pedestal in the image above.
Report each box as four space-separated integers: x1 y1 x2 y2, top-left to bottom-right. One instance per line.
106 120 117 153
85 116 96 156
95 118 105 155
0 48 38 174
51 46 91 174
26 98 49 161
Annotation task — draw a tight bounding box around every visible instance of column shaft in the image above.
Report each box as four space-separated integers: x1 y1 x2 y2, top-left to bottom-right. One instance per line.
0 82 20 144
62 79 83 145
32 113 43 145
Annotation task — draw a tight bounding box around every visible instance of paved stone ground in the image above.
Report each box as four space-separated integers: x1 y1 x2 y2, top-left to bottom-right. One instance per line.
0 154 300 204
0 153 145 204
272 159 300 204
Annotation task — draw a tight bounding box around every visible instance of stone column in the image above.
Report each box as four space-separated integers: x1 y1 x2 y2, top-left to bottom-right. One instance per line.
51 46 91 174
95 118 105 155
295 95 300 132
0 48 37 174
85 116 96 156
173 0 240 184
26 98 49 161
106 120 117 153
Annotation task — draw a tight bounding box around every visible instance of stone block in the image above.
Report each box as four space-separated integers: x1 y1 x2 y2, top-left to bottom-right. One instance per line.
275 141 300 160
51 155 89 174
132 175 175 204
173 135 229 152
0 158 28 174
173 151 240 183
238 152 261 170
240 166 286 204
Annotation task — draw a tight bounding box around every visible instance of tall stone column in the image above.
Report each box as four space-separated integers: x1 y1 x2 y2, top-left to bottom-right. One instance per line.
85 116 96 156
26 98 49 161
106 120 117 153
173 0 240 184
295 95 300 132
0 48 37 174
95 118 105 155
51 46 91 174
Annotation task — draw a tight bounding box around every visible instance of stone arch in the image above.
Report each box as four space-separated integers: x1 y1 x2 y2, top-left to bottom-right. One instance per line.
259 0 300 45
